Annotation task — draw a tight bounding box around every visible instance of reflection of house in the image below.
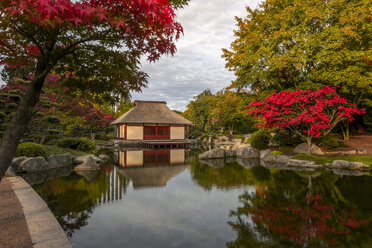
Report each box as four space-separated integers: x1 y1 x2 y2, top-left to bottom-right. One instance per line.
97 167 127 204
116 149 190 188
117 165 190 189
111 101 192 142
118 149 186 167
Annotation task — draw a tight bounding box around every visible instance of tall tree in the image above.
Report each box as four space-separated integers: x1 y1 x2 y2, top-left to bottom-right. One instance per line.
223 0 371 120
0 0 188 180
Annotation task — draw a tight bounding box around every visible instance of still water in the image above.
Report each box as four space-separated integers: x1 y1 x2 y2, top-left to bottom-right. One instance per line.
30 149 372 248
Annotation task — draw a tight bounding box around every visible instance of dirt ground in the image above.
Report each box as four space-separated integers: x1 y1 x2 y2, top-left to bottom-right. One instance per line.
333 135 372 155
0 178 33 248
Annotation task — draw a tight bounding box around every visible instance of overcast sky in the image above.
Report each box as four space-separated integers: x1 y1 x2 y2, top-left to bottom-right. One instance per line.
132 0 261 111
0 0 262 111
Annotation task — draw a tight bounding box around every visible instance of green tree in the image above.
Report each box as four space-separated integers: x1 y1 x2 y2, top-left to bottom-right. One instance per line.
223 0 371 123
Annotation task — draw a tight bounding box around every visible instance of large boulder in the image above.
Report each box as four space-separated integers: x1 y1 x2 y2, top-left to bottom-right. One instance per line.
293 143 324 155
74 157 100 171
262 154 290 164
260 149 272 160
75 154 103 165
199 149 225 159
199 159 225 168
225 149 237 157
325 160 370 170
286 159 324 168
47 153 73 169
236 147 260 159
10 156 28 172
19 157 47 172
236 158 260 168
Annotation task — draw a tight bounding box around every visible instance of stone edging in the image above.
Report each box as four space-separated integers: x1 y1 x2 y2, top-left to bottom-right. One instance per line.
8 177 71 248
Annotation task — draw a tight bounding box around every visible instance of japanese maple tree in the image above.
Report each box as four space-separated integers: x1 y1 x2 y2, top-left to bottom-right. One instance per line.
0 0 187 179
246 85 364 154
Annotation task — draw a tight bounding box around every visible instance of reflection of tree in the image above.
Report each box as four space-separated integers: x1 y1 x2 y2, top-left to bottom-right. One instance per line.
33 166 129 238
228 170 371 248
190 160 259 190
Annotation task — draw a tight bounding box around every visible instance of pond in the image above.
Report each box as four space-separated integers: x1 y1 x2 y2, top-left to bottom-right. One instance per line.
29 149 372 248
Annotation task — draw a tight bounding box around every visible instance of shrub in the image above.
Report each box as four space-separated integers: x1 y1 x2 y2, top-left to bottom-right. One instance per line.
57 137 95 153
46 129 60 135
272 130 303 147
45 138 59 145
249 130 271 150
270 150 283 155
318 134 339 149
188 131 204 139
16 142 47 157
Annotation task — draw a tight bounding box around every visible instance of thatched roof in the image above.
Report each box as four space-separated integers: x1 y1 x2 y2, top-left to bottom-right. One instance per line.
111 100 192 125
117 165 190 189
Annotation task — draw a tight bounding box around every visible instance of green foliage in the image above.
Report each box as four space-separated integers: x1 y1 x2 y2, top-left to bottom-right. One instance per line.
293 154 372 167
317 134 340 149
57 137 95 153
6 103 18 109
272 130 303 147
0 112 6 120
45 116 60 124
223 0 371 125
16 142 47 157
46 129 60 135
270 151 283 155
187 131 204 139
250 130 271 150
8 94 21 102
95 133 112 141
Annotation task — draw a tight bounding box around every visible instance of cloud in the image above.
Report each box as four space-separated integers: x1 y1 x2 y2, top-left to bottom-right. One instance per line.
132 0 261 111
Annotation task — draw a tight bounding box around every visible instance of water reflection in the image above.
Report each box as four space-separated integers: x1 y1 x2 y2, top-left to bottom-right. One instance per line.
29 149 372 247
227 170 372 247
33 165 129 238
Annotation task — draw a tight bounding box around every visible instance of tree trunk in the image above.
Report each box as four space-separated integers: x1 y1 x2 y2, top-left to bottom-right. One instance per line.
342 123 350 141
0 59 48 181
305 137 312 155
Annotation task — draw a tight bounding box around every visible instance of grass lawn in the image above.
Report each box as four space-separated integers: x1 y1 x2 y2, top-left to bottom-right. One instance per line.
293 154 372 167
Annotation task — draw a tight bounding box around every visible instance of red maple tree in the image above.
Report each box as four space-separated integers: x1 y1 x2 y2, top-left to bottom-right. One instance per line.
246 85 364 154
0 0 184 179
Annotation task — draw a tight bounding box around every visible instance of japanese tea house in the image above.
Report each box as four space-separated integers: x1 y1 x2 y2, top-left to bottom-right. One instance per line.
111 101 192 147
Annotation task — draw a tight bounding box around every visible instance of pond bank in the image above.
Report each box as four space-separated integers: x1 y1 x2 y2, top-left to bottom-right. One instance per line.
0 176 71 247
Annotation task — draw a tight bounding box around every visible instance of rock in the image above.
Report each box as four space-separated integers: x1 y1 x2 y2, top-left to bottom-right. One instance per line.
232 139 242 145
98 154 109 162
74 157 100 171
326 160 370 170
326 150 357 156
10 156 28 171
357 148 367 155
5 166 16 177
236 147 260 159
19 157 47 172
225 146 231 150
260 149 272 160
199 149 225 159
75 154 103 165
262 154 290 164
330 169 369 176
47 153 73 169
286 159 324 168
293 143 324 155
217 136 229 142
225 149 237 157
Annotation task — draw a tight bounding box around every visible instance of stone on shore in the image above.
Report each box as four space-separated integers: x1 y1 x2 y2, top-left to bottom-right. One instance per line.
74 157 100 171
199 149 225 159
75 154 102 165
225 149 237 157
98 154 109 162
286 159 323 168
10 157 28 172
236 147 260 159
325 160 370 170
293 143 324 155
260 149 272 160
262 154 290 164
19 157 47 172
47 154 73 169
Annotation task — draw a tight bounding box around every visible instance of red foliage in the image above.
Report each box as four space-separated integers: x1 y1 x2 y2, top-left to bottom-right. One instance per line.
246 85 365 138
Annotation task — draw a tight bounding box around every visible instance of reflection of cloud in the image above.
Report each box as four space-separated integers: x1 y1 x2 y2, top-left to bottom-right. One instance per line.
75 170 255 247
132 0 261 111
